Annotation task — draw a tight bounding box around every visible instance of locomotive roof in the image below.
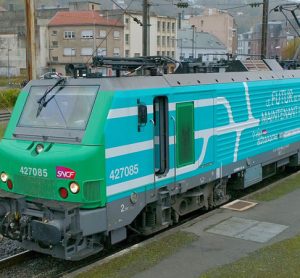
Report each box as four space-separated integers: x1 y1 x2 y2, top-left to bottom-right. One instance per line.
28 70 300 92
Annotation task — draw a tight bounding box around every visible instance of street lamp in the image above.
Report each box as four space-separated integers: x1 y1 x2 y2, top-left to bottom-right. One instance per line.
192 25 196 58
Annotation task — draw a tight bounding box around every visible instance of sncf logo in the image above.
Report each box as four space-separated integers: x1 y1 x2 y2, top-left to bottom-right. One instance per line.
56 166 76 179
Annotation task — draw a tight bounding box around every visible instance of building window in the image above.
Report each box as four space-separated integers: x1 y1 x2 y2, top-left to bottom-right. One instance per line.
81 48 93 56
162 36 166 46
52 41 58 48
125 50 130 57
172 37 175 47
125 17 130 29
52 56 58 62
157 36 161 46
64 31 75 39
162 22 166 32
113 48 120 56
167 22 170 32
162 51 165 56
100 30 107 38
157 21 161 31
52 30 57 36
64 48 76 56
172 51 175 58
81 30 94 39
167 36 170 47
134 53 140 57
167 51 170 56
125 34 130 45
172 22 175 32
97 48 106 56
113 31 120 39
157 51 160 56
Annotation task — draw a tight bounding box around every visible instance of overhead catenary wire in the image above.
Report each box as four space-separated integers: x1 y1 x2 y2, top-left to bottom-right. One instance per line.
85 0 136 64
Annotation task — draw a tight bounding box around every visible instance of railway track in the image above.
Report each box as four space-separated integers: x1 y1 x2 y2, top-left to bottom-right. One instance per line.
0 170 297 277
0 251 38 271
0 111 11 123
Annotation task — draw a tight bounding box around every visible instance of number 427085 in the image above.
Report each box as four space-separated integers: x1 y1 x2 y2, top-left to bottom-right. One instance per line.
109 164 139 180
20 166 48 177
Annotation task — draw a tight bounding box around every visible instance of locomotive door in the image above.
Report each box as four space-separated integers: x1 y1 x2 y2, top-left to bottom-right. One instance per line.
153 96 169 183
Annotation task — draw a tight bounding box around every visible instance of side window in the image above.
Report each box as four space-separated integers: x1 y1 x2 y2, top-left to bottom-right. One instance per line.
154 96 169 175
176 102 195 167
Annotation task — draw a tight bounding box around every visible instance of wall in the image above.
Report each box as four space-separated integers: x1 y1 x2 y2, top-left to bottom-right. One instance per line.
0 34 26 77
189 10 237 54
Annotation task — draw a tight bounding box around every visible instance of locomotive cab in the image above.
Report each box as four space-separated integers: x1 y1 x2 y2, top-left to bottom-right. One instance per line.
0 78 112 260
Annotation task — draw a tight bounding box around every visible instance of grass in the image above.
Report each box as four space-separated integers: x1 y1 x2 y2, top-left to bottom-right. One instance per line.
201 233 300 278
248 171 300 202
76 231 198 278
0 75 27 87
0 123 7 139
0 88 20 108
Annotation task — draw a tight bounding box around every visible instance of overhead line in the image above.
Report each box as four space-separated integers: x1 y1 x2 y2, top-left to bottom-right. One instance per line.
85 0 136 64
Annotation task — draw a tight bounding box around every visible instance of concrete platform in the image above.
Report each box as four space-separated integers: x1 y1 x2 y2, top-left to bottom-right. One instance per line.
131 188 300 278
67 174 300 278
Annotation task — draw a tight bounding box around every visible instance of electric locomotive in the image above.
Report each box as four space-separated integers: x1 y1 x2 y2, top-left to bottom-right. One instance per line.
0 58 299 260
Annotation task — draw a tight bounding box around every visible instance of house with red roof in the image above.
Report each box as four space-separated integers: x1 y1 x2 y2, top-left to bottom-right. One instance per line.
48 10 124 74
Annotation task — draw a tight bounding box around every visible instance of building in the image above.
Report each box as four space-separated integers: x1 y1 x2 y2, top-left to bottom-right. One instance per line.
237 31 252 60
106 9 177 58
0 4 70 77
156 15 177 58
69 1 101 11
189 8 237 55
48 11 124 74
0 34 26 77
249 21 287 59
177 28 227 61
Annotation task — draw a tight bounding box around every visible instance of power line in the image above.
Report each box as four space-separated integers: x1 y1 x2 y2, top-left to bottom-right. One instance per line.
85 0 136 64
109 0 142 25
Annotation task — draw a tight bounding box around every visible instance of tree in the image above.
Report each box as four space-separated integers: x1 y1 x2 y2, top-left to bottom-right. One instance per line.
282 38 300 59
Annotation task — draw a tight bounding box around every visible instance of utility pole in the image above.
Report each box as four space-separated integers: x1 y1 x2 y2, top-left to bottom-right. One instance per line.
142 0 150 56
261 0 269 59
7 41 10 86
25 0 37 80
192 25 196 58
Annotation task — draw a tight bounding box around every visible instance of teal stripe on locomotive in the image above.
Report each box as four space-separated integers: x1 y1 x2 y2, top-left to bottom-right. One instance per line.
105 79 300 202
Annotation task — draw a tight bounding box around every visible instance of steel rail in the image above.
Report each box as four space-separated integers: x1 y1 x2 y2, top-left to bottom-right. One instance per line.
0 250 38 271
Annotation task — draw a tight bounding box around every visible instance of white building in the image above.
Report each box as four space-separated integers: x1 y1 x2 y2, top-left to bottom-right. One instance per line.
0 34 26 77
237 31 252 60
106 10 177 58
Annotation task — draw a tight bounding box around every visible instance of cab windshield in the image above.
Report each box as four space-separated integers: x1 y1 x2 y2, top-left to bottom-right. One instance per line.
18 85 98 130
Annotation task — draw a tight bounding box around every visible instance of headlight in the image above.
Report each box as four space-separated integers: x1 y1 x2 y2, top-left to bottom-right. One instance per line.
36 144 44 154
0 172 8 183
69 182 80 194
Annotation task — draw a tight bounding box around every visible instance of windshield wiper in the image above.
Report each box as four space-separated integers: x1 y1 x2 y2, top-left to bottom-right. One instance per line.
36 77 66 117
